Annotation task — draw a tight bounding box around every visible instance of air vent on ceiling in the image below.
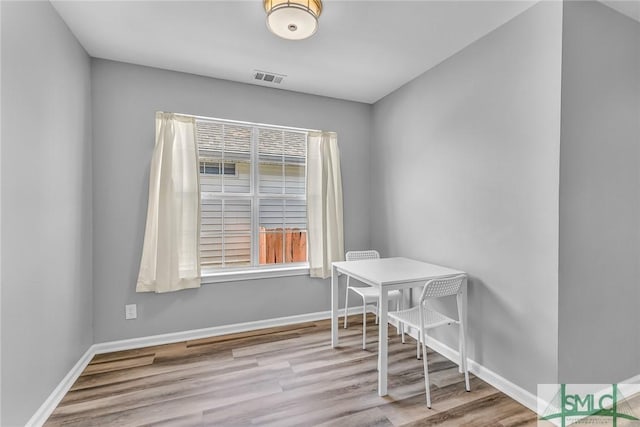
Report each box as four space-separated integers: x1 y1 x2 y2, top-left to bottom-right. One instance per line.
253 70 286 85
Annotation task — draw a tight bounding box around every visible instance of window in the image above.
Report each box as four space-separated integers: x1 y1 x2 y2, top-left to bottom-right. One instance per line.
199 161 237 176
196 118 308 273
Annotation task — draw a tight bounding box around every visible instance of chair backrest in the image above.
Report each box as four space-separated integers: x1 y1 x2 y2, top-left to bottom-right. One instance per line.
345 250 380 261
419 274 466 302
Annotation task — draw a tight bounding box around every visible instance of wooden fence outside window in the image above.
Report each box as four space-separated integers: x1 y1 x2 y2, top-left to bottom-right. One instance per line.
259 227 307 264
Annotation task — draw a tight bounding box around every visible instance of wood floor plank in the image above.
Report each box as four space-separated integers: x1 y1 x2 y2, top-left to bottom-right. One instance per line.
80 354 156 376
401 392 532 427
90 342 186 364
45 314 537 426
314 407 393 427
139 412 204 427
52 361 292 420
48 375 284 426
61 357 260 405
70 350 235 392
380 378 497 425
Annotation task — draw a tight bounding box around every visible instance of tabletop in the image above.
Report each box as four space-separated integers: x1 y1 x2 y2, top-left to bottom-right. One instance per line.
332 257 465 286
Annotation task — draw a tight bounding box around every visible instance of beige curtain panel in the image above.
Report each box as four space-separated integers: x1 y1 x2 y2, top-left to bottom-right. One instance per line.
137 112 201 293
307 131 345 279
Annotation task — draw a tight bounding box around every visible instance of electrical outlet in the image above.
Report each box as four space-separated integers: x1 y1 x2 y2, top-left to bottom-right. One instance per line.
125 304 137 320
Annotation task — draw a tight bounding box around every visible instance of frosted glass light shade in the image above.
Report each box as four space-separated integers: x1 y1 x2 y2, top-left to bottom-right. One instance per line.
264 0 323 40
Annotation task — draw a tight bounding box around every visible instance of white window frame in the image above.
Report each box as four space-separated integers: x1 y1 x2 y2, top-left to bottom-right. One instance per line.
199 161 238 177
195 115 312 283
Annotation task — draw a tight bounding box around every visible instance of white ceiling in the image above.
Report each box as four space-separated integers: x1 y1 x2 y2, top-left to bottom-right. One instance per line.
51 1 561 103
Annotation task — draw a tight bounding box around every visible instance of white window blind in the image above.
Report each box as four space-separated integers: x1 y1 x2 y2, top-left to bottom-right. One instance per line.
196 118 308 271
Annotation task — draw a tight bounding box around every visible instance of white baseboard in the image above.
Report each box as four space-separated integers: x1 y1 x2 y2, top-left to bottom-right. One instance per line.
25 346 95 427
399 328 539 412
93 306 366 355
422 339 640 416
33 306 639 425
465 348 539 412
26 307 363 426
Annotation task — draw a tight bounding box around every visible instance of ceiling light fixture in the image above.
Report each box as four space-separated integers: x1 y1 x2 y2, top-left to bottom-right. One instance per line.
263 0 323 41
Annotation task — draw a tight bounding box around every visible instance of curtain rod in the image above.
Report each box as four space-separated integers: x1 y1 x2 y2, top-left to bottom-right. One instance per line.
170 112 322 133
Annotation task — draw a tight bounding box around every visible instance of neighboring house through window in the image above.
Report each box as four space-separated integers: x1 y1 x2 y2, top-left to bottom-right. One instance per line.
199 161 237 176
196 118 308 272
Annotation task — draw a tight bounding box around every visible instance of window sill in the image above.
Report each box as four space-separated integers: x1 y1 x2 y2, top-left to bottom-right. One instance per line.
201 264 310 284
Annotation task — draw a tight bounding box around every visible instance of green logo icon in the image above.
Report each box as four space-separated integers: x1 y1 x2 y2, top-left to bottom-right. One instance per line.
539 384 640 426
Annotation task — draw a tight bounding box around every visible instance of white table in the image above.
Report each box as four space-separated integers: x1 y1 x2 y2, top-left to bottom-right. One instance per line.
331 257 466 396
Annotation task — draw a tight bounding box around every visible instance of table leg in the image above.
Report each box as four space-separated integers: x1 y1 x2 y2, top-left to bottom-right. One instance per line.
331 265 339 348
378 288 388 396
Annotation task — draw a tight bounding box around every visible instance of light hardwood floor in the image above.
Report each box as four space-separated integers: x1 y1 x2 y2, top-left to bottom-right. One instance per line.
45 315 538 426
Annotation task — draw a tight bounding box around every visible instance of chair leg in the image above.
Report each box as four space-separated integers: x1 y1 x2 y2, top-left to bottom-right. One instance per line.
457 293 470 392
460 324 470 392
344 280 350 329
362 297 367 350
399 296 404 344
399 292 406 344
458 323 463 373
421 331 431 408
458 323 464 374
396 299 401 336
375 302 379 325
417 332 421 359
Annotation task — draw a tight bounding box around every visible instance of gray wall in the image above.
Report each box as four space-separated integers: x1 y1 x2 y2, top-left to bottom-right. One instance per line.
6 2 639 423
0 1 93 425
91 59 371 342
370 2 562 394
558 1 640 384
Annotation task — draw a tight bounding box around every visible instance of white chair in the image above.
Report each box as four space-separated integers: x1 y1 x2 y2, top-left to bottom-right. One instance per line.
388 274 470 408
343 250 403 349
